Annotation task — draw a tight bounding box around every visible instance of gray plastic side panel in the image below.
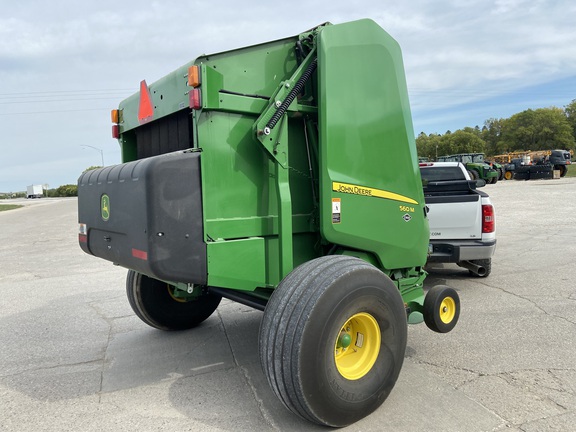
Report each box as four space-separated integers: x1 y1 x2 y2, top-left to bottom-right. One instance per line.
78 151 206 284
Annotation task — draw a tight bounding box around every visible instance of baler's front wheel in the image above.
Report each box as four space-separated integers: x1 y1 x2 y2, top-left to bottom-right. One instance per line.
423 285 460 333
259 256 407 427
126 270 221 331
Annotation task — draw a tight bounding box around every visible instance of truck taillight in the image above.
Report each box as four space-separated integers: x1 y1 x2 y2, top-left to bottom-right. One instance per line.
112 124 119 139
482 204 495 233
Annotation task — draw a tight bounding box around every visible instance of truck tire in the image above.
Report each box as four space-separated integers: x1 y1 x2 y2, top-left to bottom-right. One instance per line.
126 270 221 331
467 258 491 278
423 285 460 333
557 165 567 177
259 255 407 427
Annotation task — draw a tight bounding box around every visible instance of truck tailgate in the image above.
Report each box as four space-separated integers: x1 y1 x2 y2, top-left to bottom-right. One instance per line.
425 195 481 240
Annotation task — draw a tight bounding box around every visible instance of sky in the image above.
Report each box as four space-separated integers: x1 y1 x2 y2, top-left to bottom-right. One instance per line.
1 0 575 192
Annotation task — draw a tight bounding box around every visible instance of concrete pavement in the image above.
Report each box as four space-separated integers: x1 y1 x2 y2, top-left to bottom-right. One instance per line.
1 178 575 431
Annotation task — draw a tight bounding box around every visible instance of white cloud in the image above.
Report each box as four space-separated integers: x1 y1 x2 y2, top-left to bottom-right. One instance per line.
1 0 575 191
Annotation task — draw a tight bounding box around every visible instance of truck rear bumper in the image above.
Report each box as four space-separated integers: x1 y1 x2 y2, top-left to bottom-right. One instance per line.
427 239 496 263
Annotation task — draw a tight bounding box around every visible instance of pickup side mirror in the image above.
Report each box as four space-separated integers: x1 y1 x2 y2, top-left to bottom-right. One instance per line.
475 179 486 188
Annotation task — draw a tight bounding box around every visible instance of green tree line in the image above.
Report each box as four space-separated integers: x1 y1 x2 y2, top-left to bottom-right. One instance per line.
417 99 576 160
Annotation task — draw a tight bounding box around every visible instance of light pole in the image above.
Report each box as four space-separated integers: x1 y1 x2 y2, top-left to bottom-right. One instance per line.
81 145 104 166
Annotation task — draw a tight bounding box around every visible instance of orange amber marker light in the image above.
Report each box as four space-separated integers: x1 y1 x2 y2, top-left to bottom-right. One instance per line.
187 65 201 87
111 109 119 124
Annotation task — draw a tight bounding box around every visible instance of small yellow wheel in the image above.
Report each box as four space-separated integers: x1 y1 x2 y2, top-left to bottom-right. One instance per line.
504 171 513 180
424 285 460 333
334 312 381 380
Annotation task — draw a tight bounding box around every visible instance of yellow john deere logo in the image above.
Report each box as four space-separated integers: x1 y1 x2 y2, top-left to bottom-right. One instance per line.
101 194 110 221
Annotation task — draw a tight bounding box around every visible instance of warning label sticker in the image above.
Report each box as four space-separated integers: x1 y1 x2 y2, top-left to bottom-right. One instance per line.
332 198 341 224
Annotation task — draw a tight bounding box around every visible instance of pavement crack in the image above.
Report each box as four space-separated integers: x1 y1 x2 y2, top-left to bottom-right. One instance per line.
87 301 114 403
216 309 280 431
0 359 103 379
478 281 576 326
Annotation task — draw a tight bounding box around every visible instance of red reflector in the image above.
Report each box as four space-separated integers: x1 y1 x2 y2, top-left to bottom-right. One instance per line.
79 234 87 243
132 248 148 261
482 204 495 233
112 124 119 139
138 80 154 124
189 88 202 110
419 163 433 166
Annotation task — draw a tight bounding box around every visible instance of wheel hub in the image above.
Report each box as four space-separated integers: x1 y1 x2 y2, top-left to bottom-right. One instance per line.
439 297 456 324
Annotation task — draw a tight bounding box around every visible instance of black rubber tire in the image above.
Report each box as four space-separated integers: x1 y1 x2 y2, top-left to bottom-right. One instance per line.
423 285 460 333
497 168 504 181
558 165 567 177
126 270 221 331
504 170 513 180
467 170 478 180
468 258 492 278
259 256 407 427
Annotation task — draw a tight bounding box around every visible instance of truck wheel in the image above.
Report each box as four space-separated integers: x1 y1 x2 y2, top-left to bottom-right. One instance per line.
558 165 567 177
259 256 407 427
423 285 460 333
126 270 221 331
468 258 491 278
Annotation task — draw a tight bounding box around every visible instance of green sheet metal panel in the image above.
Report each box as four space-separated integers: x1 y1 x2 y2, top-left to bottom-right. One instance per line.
317 19 429 270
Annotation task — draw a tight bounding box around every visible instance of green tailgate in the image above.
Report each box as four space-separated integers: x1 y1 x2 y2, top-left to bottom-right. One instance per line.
317 19 429 270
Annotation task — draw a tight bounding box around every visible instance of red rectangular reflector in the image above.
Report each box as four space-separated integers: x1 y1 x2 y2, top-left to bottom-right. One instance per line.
132 248 148 261
79 234 87 243
112 124 119 139
189 88 202 110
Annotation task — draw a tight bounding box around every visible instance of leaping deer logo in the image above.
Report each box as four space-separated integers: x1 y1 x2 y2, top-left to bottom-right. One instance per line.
101 194 110 221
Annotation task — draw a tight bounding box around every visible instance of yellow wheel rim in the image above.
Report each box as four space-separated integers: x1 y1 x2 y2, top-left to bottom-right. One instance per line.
439 297 456 324
334 312 381 380
504 171 513 180
167 285 187 303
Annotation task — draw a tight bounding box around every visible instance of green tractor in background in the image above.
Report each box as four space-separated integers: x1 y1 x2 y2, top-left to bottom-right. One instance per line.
437 153 499 183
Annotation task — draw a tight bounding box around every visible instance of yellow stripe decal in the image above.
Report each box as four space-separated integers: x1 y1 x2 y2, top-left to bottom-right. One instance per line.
332 182 418 205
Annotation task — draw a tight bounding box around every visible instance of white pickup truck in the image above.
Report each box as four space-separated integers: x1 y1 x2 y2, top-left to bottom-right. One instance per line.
419 162 496 277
